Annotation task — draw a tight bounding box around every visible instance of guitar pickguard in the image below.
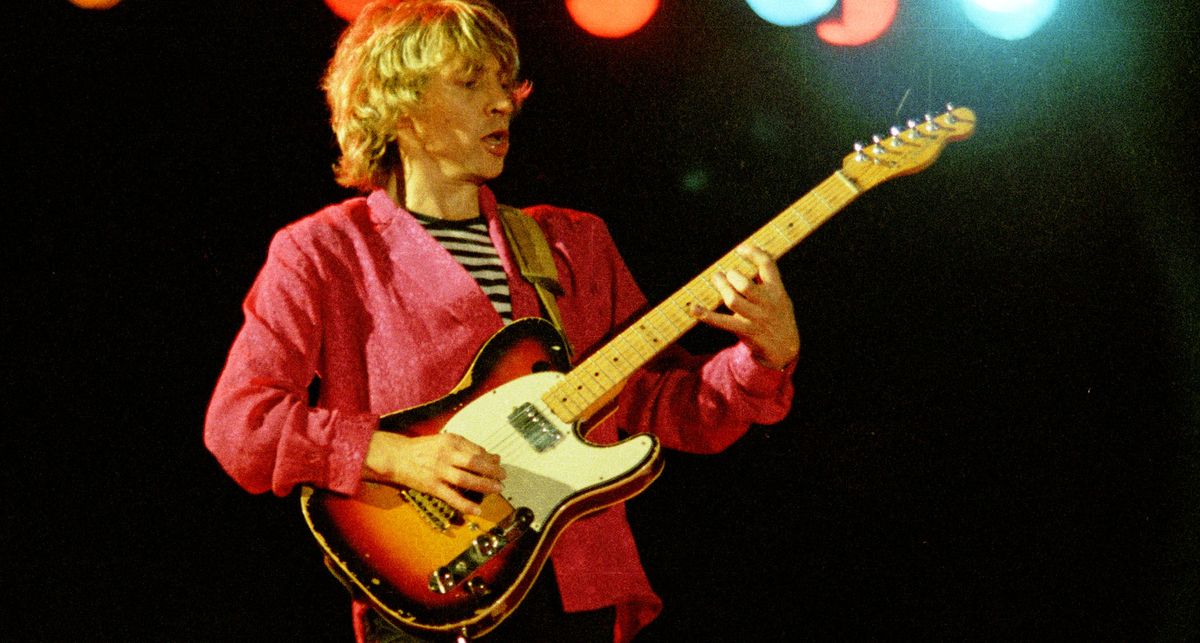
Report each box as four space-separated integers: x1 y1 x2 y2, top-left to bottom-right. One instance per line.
442 370 657 532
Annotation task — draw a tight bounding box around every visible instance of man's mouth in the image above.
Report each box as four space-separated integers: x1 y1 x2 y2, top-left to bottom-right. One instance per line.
483 130 509 157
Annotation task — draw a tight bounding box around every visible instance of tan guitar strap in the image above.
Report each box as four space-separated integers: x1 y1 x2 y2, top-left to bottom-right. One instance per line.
497 205 574 360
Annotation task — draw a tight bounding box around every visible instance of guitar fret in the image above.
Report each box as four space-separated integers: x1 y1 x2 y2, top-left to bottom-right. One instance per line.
553 388 584 417
614 334 649 365
768 220 794 245
575 364 610 395
679 282 709 313
812 189 835 213
833 169 861 195
588 359 621 387
785 207 813 233
601 354 633 383
637 319 670 350
655 306 687 334
627 324 660 356
618 331 653 360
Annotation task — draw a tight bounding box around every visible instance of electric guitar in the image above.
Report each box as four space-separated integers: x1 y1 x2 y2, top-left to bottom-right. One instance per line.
301 105 976 639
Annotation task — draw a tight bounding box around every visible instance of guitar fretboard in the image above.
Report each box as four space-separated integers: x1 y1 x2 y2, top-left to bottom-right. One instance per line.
542 170 862 423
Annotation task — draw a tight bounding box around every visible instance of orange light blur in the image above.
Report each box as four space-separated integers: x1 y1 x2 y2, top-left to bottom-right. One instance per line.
324 0 372 22
566 0 659 39
816 0 898 46
68 0 122 9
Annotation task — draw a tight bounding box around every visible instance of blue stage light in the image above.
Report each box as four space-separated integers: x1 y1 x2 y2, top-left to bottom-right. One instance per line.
745 0 837 27
960 0 1058 40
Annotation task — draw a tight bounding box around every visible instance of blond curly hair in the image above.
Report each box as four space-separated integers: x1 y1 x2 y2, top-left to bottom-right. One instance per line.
324 0 527 191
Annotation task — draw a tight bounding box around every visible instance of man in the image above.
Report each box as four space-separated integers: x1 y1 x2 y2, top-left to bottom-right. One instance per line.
205 1 799 641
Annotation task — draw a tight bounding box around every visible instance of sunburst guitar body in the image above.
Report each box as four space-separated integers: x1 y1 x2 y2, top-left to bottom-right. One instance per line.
301 318 663 639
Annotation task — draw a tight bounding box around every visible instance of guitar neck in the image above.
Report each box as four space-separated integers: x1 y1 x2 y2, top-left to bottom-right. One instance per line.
542 170 862 423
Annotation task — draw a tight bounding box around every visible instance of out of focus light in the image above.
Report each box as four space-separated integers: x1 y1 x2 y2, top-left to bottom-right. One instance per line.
68 0 122 9
745 0 836 27
681 167 709 193
960 0 1058 40
816 0 898 46
566 0 659 38
324 0 371 22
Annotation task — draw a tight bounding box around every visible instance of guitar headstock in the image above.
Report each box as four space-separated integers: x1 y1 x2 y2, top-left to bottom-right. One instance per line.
841 104 975 191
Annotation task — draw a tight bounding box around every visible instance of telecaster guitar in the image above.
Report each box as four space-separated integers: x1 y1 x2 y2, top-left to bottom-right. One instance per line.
301 105 976 639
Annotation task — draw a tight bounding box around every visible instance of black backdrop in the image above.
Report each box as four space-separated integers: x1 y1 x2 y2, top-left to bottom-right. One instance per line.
6 1 1198 640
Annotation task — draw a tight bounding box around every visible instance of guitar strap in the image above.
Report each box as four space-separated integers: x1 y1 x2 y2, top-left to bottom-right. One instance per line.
497 204 574 360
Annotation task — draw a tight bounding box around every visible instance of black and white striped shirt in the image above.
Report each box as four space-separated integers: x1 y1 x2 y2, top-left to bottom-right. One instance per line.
412 212 513 323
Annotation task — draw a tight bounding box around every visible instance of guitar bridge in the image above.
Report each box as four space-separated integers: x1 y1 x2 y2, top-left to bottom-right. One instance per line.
429 507 534 594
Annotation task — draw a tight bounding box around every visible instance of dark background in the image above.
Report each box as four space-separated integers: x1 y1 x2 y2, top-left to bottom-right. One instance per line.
6 0 1198 640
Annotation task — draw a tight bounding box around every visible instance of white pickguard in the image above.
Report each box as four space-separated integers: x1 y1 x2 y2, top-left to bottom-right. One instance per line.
441 371 655 531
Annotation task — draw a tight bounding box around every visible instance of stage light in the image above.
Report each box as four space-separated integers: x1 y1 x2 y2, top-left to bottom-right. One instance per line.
816 0 898 46
960 0 1058 40
745 0 837 27
566 0 659 39
324 0 371 22
68 0 122 8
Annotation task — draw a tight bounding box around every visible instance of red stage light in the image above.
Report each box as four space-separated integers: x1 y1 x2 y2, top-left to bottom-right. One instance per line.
324 0 371 22
816 0 898 46
566 0 659 39
68 0 122 8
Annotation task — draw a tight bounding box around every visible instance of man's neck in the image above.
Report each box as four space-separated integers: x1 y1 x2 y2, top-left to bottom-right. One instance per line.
386 171 482 222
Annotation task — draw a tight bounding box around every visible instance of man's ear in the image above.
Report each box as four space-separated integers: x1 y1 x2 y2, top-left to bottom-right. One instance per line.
395 116 419 150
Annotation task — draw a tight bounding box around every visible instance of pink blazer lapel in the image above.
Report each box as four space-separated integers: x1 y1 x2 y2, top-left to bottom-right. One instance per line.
366 190 505 336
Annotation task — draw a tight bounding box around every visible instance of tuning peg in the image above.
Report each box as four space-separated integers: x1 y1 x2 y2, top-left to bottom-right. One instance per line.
905 119 922 139
924 113 939 132
871 135 886 154
889 126 903 146
853 141 867 161
944 103 958 124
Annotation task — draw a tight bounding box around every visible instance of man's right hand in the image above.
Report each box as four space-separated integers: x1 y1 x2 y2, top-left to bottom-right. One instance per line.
361 431 505 516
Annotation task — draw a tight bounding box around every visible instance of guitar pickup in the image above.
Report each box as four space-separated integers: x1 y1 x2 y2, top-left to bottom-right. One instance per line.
509 402 564 452
428 507 534 595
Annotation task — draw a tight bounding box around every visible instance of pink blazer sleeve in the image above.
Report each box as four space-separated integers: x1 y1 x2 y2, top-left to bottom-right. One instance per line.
203 227 376 497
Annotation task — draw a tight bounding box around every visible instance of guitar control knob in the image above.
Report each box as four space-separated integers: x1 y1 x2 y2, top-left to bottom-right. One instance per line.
430 566 454 594
515 507 534 526
473 534 499 558
466 577 490 597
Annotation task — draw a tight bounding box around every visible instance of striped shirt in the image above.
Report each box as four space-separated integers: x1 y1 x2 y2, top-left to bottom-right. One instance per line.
412 212 513 323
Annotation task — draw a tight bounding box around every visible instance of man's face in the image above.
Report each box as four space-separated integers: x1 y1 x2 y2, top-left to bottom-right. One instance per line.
399 54 515 186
